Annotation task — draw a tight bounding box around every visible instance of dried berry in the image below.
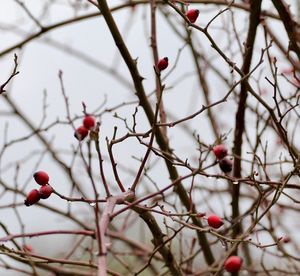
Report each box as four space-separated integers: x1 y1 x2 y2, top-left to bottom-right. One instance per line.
219 157 233 173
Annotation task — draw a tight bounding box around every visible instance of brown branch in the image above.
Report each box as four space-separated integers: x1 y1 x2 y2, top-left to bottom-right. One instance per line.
97 191 134 276
150 0 167 137
0 54 19 94
93 124 111 197
185 28 220 139
231 0 262 266
0 1 284 59
0 230 95 242
271 0 300 61
133 206 183 275
96 0 215 266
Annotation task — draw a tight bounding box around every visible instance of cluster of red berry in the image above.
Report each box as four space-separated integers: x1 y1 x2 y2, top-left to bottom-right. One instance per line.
156 9 199 72
74 115 96 141
24 171 53 206
213 144 233 173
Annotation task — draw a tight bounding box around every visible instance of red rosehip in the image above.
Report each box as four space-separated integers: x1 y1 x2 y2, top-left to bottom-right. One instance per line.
157 57 169 71
24 189 40 206
213 144 228 159
83 115 95 130
282 236 291 243
39 184 53 199
23 245 33 252
74 126 89 141
224 256 243 273
186 9 199 23
219 157 233 173
33 171 49 186
207 214 223 229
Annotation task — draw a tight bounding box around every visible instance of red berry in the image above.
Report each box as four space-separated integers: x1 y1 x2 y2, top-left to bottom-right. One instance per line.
83 115 95 130
219 157 233 173
33 171 49 185
224 256 243 273
282 236 291 243
213 144 228 159
157 57 169 71
23 245 33 252
207 214 223 229
74 126 89 141
196 212 206 218
24 189 40 206
39 184 53 199
186 9 199 23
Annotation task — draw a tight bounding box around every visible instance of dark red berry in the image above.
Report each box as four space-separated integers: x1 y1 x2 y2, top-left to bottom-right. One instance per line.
219 157 233 173
224 256 243 273
186 9 199 23
157 57 169 71
74 126 89 141
282 236 291 243
207 214 223 229
24 189 40 206
83 115 95 130
213 144 228 159
33 171 49 185
196 212 206 218
39 184 53 199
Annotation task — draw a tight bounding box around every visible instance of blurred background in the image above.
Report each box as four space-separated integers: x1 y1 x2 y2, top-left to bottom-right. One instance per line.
0 0 300 275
